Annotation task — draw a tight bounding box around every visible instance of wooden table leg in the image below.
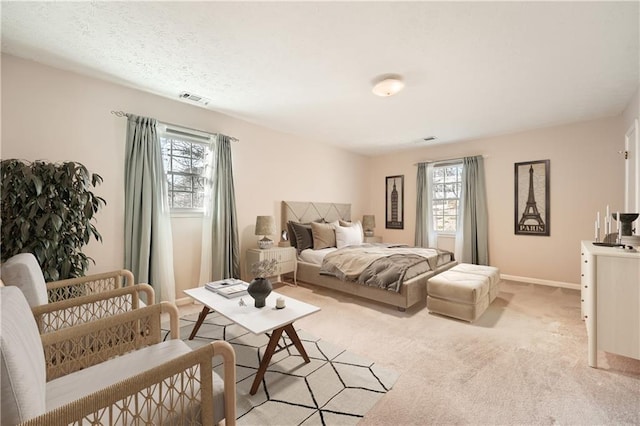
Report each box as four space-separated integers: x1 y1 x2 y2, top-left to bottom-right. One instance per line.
249 323 311 395
250 327 285 395
283 323 310 362
188 306 212 340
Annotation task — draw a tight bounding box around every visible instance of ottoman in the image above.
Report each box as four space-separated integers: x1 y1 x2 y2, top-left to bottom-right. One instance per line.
426 264 501 322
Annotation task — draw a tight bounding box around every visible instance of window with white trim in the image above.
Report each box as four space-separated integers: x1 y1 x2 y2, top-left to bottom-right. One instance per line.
159 127 212 211
432 163 462 232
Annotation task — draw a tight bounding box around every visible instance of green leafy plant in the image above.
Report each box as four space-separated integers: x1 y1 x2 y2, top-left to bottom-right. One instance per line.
1 159 106 281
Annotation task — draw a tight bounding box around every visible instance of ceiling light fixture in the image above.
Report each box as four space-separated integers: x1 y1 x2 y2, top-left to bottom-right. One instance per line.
372 76 405 97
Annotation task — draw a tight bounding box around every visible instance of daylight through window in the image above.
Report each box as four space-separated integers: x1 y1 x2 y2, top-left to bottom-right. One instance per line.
160 129 211 210
432 163 462 232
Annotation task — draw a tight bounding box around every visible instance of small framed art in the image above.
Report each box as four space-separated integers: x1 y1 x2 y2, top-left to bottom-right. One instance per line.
514 160 550 236
386 175 404 229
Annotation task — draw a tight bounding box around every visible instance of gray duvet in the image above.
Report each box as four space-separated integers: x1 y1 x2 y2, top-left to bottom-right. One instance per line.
319 244 454 292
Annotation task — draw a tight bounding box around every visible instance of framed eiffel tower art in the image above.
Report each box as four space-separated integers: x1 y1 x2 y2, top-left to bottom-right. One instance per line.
515 160 550 236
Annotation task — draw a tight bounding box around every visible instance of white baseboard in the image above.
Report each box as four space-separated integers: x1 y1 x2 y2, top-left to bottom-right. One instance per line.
500 274 580 291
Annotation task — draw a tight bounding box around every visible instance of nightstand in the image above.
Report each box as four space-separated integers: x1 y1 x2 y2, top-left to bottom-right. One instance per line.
246 246 297 285
364 236 382 243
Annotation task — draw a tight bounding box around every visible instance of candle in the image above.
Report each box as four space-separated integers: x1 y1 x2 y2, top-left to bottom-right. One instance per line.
595 219 599 241
606 205 610 235
616 212 620 230
276 297 285 309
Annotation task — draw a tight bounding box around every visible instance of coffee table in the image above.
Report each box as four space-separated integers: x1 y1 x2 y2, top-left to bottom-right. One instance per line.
184 286 320 395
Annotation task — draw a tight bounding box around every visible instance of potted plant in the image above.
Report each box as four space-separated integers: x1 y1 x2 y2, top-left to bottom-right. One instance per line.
248 258 277 308
1 159 105 281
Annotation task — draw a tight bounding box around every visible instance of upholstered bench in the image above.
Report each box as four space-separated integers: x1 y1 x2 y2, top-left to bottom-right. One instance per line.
426 263 501 322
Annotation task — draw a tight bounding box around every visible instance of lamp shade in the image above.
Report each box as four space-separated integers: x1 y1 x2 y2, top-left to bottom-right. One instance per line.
255 216 276 236
362 215 376 231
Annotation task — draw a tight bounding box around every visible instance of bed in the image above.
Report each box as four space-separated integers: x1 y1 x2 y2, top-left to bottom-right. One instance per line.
282 201 457 310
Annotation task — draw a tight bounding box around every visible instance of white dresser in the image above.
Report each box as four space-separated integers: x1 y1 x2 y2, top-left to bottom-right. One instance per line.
246 246 297 285
580 241 640 367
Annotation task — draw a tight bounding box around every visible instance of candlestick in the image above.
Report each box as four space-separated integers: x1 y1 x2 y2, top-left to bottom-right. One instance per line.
617 212 622 243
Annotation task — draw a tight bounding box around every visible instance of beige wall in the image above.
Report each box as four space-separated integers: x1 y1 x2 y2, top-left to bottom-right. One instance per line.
0 54 369 299
623 86 639 129
622 86 639 212
2 53 634 292
368 117 626 285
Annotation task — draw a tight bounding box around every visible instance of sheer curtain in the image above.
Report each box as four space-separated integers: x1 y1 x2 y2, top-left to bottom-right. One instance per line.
124 114 176 302
415 163 429 247
199 135 240 284
458 155 489 265
415 162 438 248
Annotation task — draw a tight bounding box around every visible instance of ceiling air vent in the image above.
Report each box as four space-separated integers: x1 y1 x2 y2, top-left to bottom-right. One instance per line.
414 136 437 144
179 92 210 106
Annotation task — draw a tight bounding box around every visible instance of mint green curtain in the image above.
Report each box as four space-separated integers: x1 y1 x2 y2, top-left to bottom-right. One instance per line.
415 163 429 247
199 135 240 283
124 115 176 302
460 156 489 265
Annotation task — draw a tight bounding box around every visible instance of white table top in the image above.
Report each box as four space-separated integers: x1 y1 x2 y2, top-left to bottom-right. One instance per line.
184 286 320 335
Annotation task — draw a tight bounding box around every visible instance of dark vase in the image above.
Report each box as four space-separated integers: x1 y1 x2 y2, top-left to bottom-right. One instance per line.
247 277 272 308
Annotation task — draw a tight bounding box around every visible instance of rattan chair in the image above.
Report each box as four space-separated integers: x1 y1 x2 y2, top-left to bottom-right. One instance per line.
1 252 155 333
1 252 136 306
0 286 237 425
31 283 154 333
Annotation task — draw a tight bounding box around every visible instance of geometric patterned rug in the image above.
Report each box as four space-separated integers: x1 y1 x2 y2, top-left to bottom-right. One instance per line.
169 311 399 425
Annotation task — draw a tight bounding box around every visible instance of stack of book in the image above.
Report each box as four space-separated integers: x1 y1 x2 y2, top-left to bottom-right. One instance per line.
205 278 249 298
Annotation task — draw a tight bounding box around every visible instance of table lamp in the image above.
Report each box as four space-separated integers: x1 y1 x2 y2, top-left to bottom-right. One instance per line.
362 215 376 237
255 215 276 249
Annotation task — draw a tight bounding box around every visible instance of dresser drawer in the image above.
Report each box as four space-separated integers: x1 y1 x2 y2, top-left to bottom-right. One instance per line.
276 260 296 275
246 247 297 280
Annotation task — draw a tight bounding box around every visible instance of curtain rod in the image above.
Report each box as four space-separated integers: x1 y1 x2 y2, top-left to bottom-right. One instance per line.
110 110 239 142
414 154 488 166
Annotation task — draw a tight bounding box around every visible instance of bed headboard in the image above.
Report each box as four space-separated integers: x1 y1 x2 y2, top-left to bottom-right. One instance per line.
281 201 351 229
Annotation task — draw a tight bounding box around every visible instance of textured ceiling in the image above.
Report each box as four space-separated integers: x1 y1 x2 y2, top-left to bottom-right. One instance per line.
2 1 638 156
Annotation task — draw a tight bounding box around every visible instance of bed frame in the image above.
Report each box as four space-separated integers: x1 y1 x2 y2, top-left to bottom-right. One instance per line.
282 201 456 311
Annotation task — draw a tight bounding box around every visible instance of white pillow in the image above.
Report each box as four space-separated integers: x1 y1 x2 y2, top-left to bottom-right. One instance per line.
335 221 364 248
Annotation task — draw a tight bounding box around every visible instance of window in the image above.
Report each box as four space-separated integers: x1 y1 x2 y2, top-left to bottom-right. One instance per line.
432 163 462 232
159 127 212 211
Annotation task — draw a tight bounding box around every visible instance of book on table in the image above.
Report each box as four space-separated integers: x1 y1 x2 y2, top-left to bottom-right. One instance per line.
205 278 248 298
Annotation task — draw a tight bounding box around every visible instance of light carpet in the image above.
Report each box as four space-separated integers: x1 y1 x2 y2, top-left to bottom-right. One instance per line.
280 280 640 425
170 311 399 425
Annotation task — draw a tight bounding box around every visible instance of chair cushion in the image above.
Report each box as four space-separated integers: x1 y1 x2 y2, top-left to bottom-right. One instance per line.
47 339 226 424
1 253 49 307
0 287 47 425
